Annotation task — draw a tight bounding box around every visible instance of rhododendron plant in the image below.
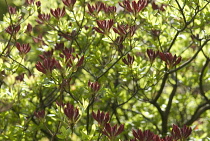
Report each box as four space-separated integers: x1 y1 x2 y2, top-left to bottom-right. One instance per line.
0 0 209 140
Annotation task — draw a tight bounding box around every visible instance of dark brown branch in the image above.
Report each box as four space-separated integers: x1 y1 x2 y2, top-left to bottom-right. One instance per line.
175 0 187 24
7 55 32 76
162 73 178 135
96 55 124 81
169 39 210 74
152 72 169 102
199 58 209 102
167 2 208 52
202 49 210 61
112 101 128 140
165 73 178 116
31 116 53 139
185 102 210 125
63 88 82 105
149 101 164 125
117 90 139 107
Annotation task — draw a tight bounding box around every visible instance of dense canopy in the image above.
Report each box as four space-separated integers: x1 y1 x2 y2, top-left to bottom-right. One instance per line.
0 0 210 140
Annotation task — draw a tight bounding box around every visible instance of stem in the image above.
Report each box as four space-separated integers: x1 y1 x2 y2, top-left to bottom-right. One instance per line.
169 39 209 73
199 58 209 102
167 1 208 52
7 55 32 75
112 101 128 140
185 101 210 125
153 72 169 102
86 94 95 134
162 73 178 135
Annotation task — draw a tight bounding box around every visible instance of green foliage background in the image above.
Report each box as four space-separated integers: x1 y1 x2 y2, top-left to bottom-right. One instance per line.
0 0 210 140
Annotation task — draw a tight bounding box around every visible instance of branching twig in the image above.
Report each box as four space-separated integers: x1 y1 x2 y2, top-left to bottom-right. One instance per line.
185 102 210 125
169 39 210 73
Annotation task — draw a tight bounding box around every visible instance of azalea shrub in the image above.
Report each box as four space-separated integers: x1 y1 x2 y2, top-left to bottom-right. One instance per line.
0 0 210 140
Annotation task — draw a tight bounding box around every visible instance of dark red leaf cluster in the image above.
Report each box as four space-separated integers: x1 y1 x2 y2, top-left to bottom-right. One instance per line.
133 129 155 141
87 2 104 16
151 1 167 12
159 52 181 69
147 49 159 63
16 42 31 56
25 0 35 5
8 6 16 14
87 2 116 16
63 103 80 124
92 110 109 127
55 43 65 51
172 124 192 140
61 48 84 68
25 23 33 33
62 0 76 11
36 13 51 24
94 19 114 35
131 125 192 141
122 54 135 67
34 110 45 119
119 0 147 16
15 73 24 81
113 24 137 38
92 110 123 140
35 58 61 74
50 7 66 20
35 1 41 7
39 50 54 60
146 49 181 68
6 25 20 35
103 5 116 14
102 123 124 140
88 81 100 92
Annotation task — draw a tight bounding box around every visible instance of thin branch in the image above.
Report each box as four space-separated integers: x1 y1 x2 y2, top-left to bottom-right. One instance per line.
1 0 15 56
175 0 187 23
167 1 209 52
117 90 139 107
202 49 210 61
150 101 164 122
185 102 210 125
152 72 169 102
169 39 210 73
96 55 124 81
165 73 178 116
199 58 209 102
7 55 32 75
30 116 53 139
63 88 82 105
112 101 128 140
